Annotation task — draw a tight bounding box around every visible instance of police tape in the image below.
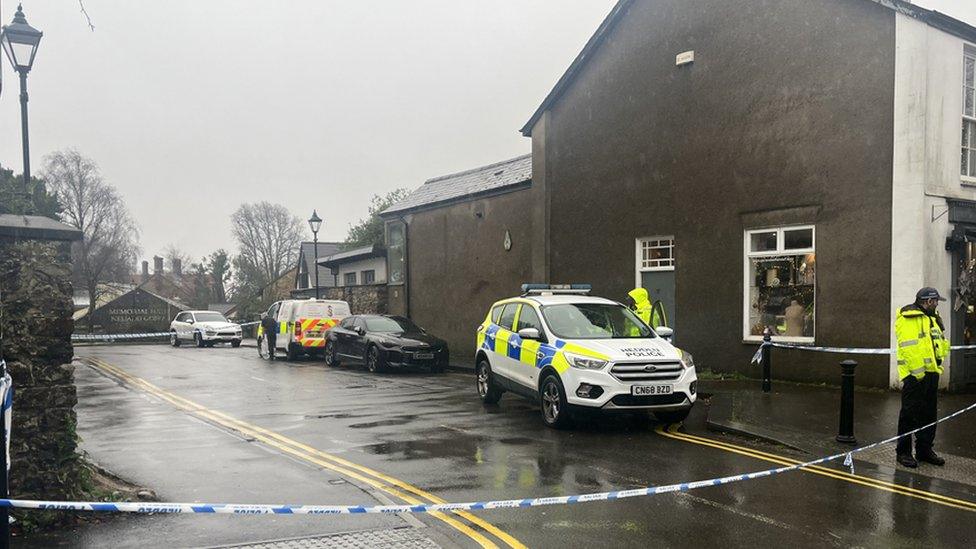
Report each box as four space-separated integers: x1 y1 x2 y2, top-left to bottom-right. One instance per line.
748 342 976 365
70 322 261 342
71 332 172 342
2 399 974 516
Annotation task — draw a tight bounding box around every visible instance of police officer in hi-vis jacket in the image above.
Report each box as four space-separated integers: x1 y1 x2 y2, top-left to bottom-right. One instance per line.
894 287 950 468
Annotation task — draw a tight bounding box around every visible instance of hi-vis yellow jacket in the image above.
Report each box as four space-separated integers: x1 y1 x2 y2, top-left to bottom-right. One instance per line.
895 304 949 380
628 288 652 325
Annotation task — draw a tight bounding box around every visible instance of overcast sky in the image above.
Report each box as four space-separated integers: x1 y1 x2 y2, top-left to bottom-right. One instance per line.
1 0 974 265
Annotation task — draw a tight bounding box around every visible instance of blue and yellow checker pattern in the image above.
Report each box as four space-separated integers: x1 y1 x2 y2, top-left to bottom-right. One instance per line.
477 300 609 374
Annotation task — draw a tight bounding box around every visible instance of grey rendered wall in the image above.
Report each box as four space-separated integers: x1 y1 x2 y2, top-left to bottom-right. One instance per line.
537 0 896 386
402 190 536 367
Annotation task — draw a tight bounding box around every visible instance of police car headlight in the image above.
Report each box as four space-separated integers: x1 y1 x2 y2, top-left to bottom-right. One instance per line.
565 352 608 370
206 330 216 336
679 350 695 370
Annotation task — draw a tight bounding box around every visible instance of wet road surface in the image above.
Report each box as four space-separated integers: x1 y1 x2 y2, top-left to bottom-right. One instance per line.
23 344 976 548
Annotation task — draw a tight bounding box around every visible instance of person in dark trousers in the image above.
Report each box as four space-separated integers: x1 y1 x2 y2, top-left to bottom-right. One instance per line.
894 287 950 468
260 313 278 361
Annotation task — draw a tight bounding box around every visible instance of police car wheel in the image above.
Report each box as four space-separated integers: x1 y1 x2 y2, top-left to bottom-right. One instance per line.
286 344 299 361
231 340 241 348
170 331 181 347
477 359 502 404
540 374 571 429
654 409 690 424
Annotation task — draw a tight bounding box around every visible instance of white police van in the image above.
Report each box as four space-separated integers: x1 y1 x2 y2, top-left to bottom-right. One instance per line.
475 284 697 428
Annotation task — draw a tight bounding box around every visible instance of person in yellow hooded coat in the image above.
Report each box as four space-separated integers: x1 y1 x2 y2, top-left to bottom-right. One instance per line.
894 287 950 468
628 288 666 329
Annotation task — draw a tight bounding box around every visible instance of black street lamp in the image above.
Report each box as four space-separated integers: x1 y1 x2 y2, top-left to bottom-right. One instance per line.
1 4 43 209
308 210 323 299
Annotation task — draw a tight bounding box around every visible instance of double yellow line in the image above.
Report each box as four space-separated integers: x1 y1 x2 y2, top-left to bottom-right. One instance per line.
656 424 976 513
84 358 525 549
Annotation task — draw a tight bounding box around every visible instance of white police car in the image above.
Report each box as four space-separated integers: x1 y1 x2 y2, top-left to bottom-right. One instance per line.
475 284 697 428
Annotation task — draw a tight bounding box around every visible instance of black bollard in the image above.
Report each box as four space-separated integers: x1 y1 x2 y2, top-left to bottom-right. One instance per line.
836 360 857 444
761 329 772 393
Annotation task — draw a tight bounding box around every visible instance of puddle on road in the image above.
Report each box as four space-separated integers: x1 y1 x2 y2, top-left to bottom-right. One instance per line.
349 415 418 429
304 412 359 420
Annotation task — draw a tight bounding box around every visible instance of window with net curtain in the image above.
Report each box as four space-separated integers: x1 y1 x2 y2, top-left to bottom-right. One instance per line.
744 226 816 341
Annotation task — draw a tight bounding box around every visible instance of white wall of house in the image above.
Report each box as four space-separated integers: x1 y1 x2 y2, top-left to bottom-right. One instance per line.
891 14 974 388
333 256 387 287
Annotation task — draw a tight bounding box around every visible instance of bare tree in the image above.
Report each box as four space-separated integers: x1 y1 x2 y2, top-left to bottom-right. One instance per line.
231 202 305 290
44 150 139 332
162 244 191 272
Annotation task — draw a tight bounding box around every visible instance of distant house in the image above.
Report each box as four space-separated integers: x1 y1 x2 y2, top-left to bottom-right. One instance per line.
294 241 341 294
317 244 386 288
131 255 211 309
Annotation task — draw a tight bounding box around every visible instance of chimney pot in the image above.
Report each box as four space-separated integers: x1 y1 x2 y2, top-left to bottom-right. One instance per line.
153 256 164 274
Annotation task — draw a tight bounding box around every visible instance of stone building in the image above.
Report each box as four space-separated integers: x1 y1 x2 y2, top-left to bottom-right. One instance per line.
384 0 976 389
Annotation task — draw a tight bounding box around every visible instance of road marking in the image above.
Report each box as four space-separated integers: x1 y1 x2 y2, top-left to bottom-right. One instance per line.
84 358 526 549
657 424 976 513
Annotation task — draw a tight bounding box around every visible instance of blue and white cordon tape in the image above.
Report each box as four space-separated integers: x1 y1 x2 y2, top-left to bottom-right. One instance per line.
750 342 976 365
71 322 260 343
2 400 973 516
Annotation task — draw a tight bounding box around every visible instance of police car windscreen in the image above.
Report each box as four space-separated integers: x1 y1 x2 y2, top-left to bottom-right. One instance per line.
300 302 351 318
541 304 654 339
195 312 229 323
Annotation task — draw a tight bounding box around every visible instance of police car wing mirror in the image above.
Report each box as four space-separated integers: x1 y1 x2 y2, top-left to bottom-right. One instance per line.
518 328 541 340
355 326 366 335
655 326 673 339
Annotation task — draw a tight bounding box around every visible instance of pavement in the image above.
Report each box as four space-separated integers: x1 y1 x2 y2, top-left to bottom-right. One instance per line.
13 345 976 548
701 379 976 487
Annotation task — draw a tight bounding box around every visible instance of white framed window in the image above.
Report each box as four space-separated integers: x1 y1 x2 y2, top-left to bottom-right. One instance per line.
743 225 816 343
637 237 675 271
963 44 976 182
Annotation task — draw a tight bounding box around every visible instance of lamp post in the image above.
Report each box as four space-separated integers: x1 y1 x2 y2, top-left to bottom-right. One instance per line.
1 4 43 210
308 210 323 299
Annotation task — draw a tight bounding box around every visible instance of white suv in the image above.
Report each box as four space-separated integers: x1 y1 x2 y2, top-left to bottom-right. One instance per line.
475 285 697 428
170 310 242 348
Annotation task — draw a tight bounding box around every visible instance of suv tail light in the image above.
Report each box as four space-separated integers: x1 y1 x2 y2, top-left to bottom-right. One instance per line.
295 320 303 339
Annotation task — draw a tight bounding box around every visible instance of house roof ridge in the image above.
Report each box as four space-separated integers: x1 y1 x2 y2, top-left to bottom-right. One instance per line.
424 153 532 185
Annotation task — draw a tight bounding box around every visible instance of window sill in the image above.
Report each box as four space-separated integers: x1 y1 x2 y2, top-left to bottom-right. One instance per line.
963 177 976 187
743 337 815 345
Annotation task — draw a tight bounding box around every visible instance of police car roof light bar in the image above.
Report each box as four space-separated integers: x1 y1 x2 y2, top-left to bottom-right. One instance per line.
521 283 592 296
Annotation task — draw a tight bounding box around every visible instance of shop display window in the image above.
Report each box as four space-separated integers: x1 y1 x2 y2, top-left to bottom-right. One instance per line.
744 226 815 342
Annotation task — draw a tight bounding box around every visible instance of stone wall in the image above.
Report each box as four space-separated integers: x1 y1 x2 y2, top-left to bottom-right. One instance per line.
0 239 84 527
292 284 389 315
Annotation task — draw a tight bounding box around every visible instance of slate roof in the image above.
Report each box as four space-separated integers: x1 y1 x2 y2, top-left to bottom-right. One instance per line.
381 154 532 217
298 241 341 289
318 244 385 268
